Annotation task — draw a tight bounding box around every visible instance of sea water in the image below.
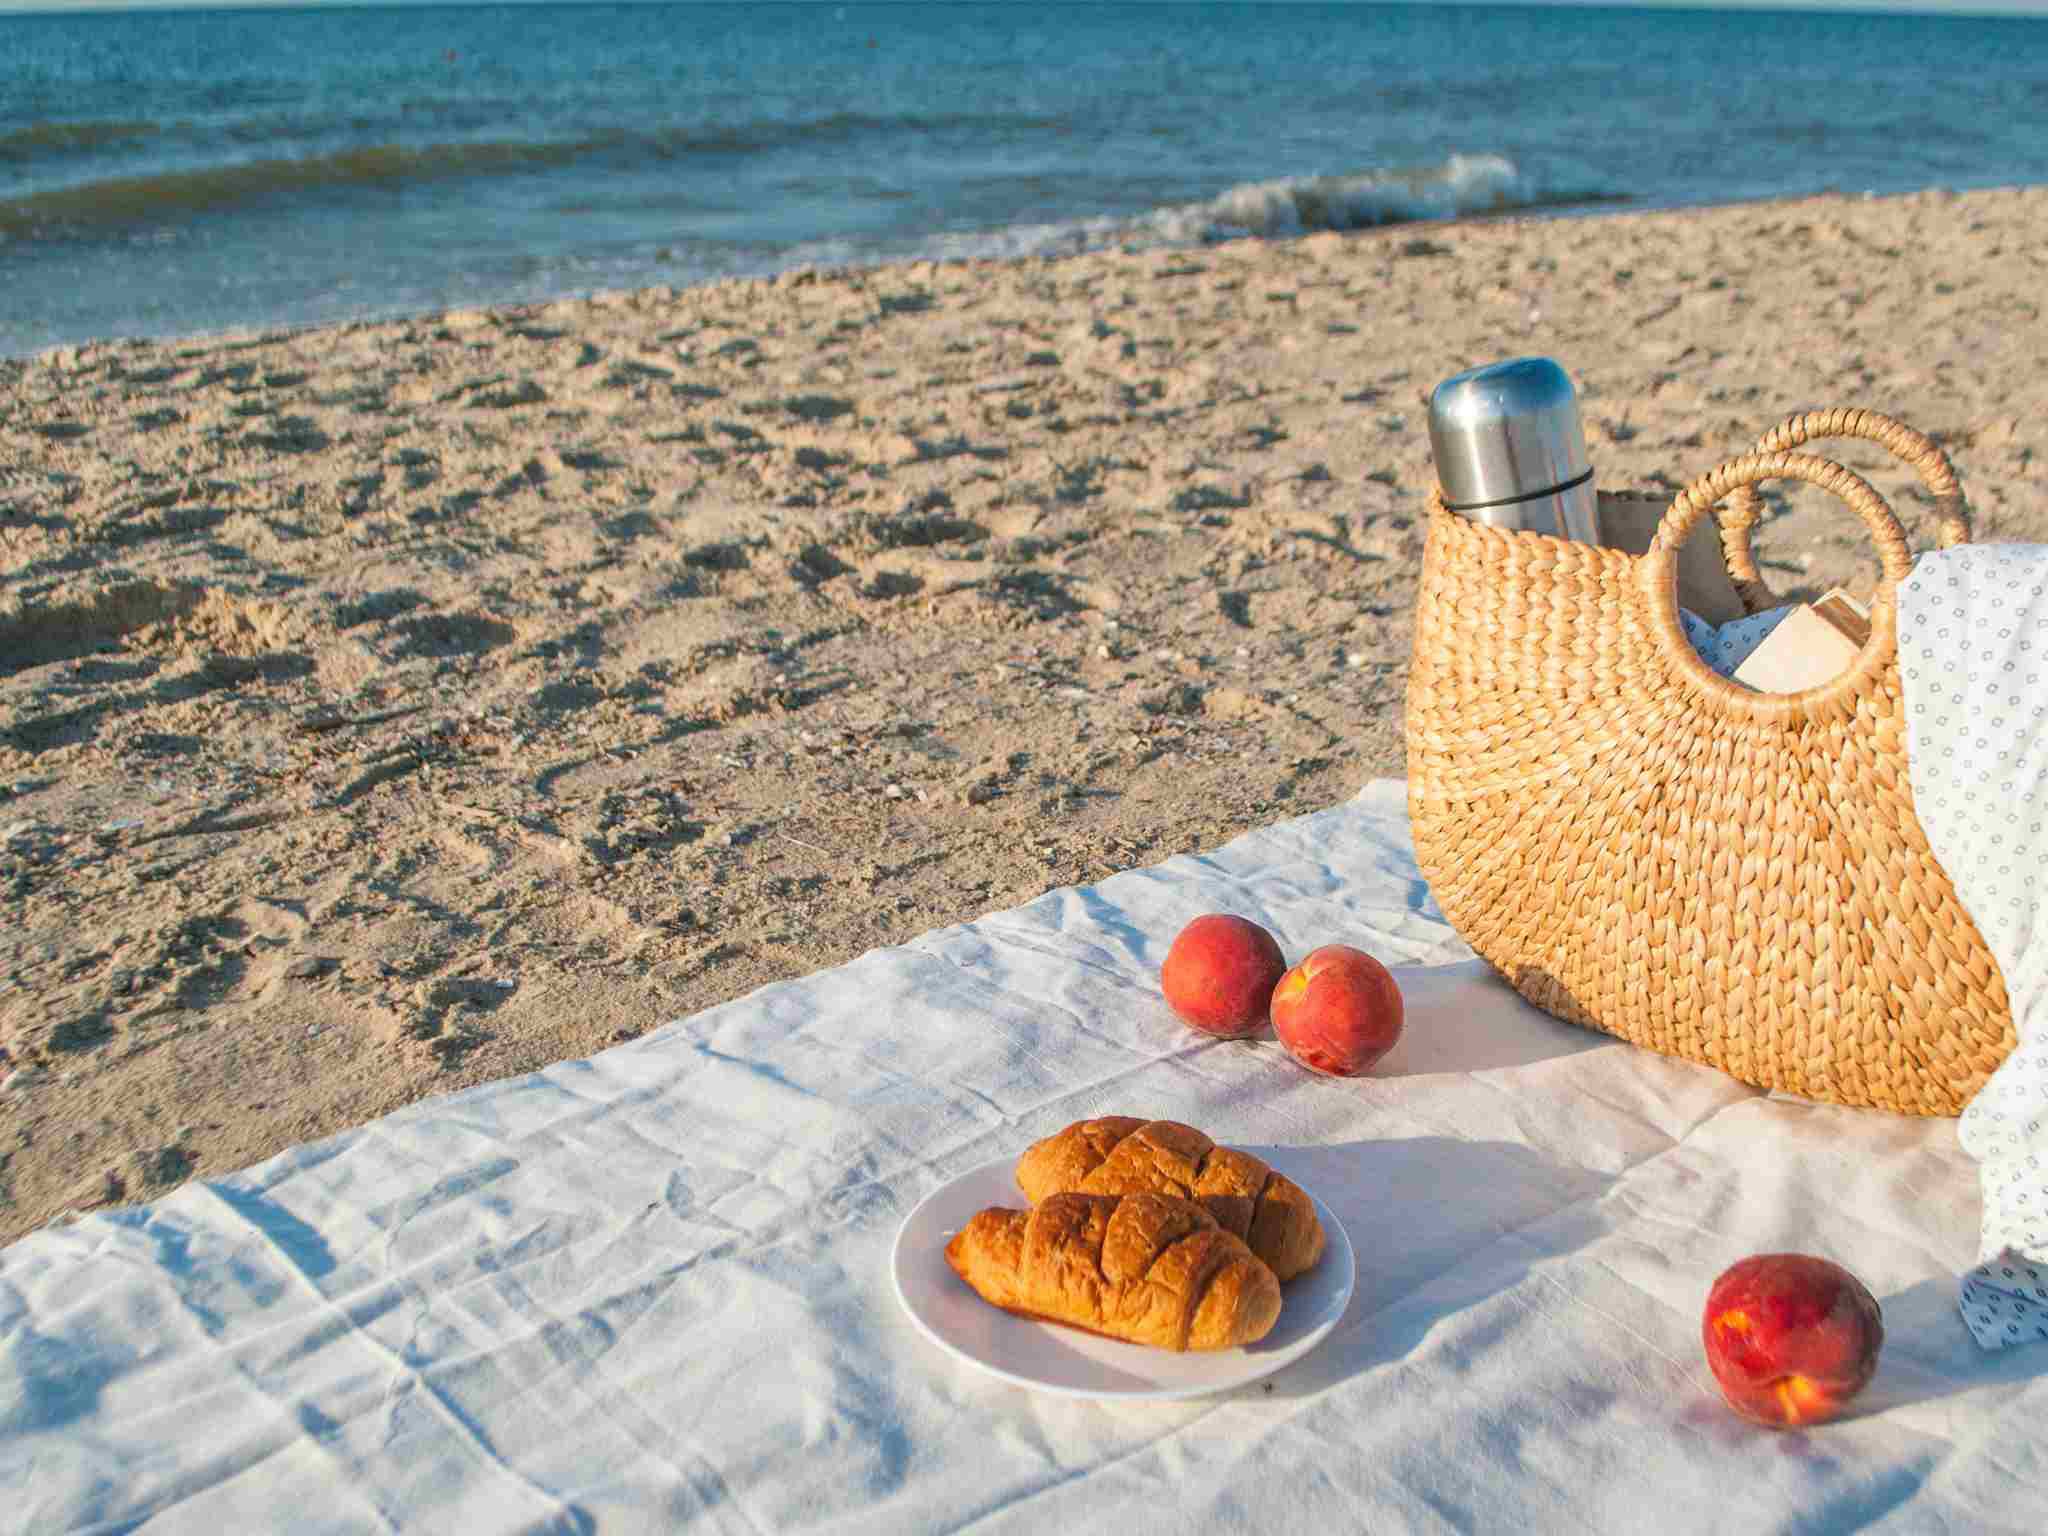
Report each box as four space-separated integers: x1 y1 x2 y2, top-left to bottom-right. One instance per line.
2 1 2045 356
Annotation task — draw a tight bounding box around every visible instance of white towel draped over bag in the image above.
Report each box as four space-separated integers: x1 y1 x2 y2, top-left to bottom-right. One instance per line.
1897 542 2048 1348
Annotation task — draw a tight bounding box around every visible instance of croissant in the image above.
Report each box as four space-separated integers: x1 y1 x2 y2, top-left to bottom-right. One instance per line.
944 1191 1282 1352
1014 1117 1325 1281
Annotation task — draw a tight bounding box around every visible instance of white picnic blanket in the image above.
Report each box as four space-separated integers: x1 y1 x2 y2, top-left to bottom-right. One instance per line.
2 781 2042 1534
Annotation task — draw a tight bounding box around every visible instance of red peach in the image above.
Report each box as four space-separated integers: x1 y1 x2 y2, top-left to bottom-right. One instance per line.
1702 1254 1884 1428
1269 944 1403 1076
1160 914 1288 1038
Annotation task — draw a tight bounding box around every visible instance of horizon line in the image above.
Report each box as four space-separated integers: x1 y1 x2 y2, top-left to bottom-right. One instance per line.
4 0 2045 16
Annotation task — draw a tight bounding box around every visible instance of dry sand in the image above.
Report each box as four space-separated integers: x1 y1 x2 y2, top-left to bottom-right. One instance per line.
2 184 2044 1241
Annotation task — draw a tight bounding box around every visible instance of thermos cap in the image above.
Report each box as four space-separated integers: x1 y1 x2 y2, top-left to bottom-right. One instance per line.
1427 356 1593 511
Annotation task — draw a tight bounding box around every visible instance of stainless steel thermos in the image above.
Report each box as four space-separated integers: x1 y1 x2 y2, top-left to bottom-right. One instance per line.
1426 356 1601 544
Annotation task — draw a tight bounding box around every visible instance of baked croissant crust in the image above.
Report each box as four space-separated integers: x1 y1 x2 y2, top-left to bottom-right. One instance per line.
1014 1117 1325 1281
943 1191 1282 1352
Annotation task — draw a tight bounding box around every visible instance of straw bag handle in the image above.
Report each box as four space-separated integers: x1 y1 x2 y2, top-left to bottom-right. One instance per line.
1718 408 1970 613
1645 450 1912 726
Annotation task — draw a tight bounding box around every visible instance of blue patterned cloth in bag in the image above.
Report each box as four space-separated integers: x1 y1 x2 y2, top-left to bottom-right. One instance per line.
1678 605 1798 680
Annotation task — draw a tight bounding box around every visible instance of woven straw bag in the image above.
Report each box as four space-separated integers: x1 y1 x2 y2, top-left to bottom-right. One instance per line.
1405 409 2016 1116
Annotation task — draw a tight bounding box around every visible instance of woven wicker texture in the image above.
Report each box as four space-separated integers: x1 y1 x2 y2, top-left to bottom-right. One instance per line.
1406 424 2015 1116
1717 409 1973 615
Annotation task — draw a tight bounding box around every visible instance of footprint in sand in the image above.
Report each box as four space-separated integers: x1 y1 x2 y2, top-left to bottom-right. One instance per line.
0 580 201 679
384 611 516 661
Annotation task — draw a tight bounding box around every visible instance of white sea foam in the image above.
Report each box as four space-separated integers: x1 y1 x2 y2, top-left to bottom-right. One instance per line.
1150 154 1552 242
769 154 1603 284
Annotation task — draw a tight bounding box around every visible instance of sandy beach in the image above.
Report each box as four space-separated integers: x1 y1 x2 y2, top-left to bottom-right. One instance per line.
1 183 2043 1242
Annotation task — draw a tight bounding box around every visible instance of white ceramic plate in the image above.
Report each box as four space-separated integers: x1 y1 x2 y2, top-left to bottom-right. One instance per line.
891 1156 1355 1401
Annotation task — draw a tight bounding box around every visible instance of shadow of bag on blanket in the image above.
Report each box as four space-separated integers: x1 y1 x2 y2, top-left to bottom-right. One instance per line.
1375 958 1616 1078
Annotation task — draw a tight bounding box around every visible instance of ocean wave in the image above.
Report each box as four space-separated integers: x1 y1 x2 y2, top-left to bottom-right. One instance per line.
0 104 1067 165
769 154 1624 277
0 140 1617 258
1147 154 1617 241
0 140 590 239
0 118 162 163
0 108 1079 239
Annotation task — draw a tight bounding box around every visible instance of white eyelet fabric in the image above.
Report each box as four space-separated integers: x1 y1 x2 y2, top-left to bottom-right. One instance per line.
1897 542 2048 1349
